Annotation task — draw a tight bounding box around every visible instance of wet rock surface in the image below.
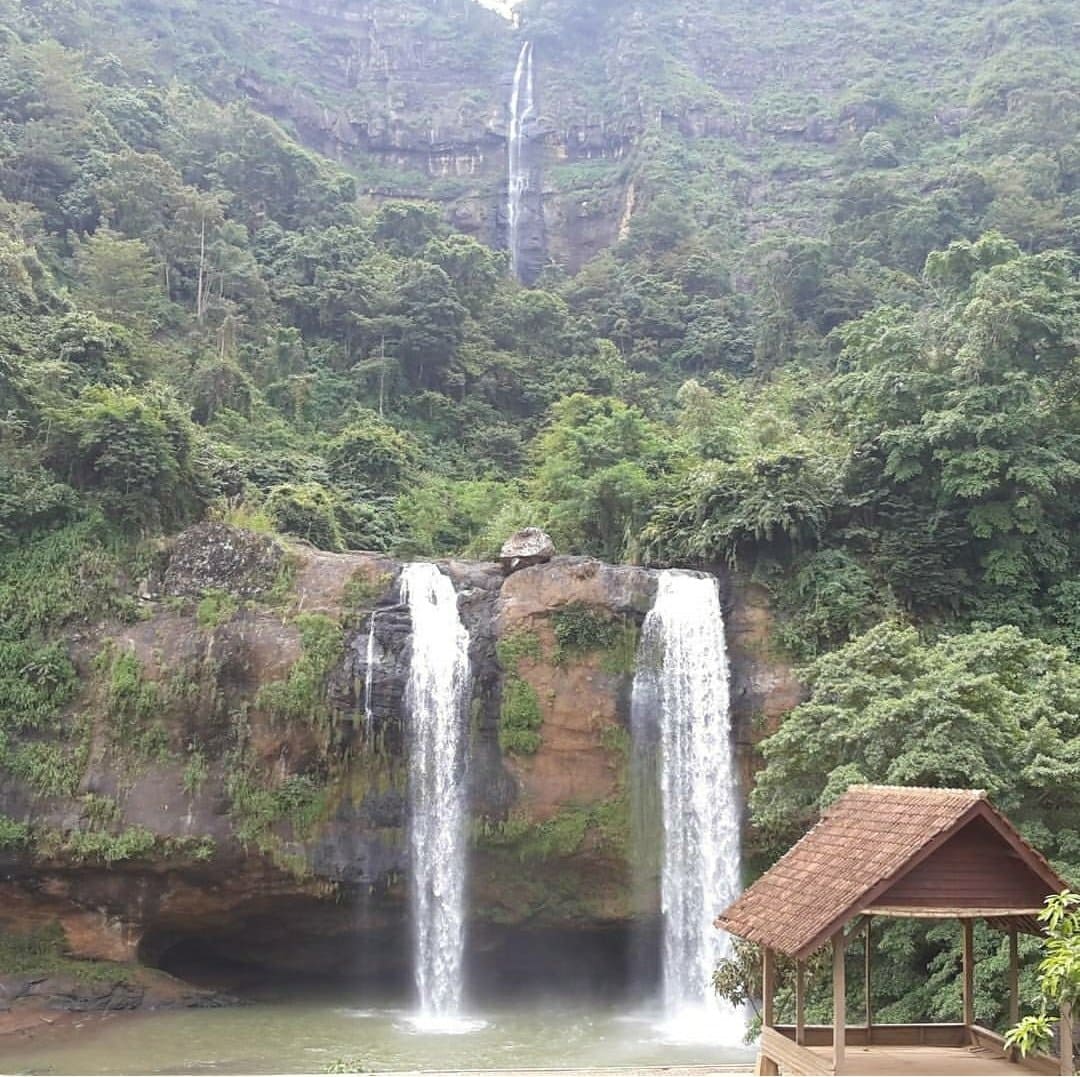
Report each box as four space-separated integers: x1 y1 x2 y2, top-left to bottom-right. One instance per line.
0 968 233 1027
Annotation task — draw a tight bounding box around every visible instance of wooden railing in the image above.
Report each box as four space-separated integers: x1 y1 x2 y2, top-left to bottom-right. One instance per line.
773 1023 968 1048
759 1026 831 1076
757 1023 1064 1075
970 1024 1061 1076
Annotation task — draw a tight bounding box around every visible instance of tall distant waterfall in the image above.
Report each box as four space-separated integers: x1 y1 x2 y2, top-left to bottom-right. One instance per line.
507 40 535 281
401 563 470 1022
632 571 743 1042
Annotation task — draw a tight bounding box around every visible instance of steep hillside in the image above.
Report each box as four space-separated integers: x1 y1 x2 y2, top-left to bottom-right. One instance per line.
1 0 1078 1032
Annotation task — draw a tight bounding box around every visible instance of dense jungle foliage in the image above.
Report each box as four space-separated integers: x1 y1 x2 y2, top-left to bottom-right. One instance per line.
0 0 1077 1032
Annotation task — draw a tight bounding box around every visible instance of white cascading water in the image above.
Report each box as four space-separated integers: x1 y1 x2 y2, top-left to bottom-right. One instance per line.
633 571 743 1043
507 40 535 281
363 611 378 738
401 563 471 1026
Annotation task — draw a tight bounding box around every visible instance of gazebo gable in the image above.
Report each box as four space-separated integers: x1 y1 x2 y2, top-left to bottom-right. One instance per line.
866 811 1063 917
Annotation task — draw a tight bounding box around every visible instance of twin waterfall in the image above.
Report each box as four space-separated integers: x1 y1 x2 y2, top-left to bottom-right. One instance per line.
401 564 471 1022
397 563 739 1037
507 41 535 281
634 572 743 1040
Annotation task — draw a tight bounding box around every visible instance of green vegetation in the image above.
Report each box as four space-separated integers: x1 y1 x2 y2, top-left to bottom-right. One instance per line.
0 0 1075 1030
551 604 640 673
323 1058 371 1075
343 570 394 610
749 623 1080 876
226 768 328 854
0 922 133 984
0 813 29 849
600 625 640 676
79 793 121 829
552 604 621 659
725 622 1080 1034
97 645 171 766
196 589 239 629
496 630 545 755
33 825 215 865
258 613 344 726
477 806 593 862
476 794 630 863
43 825 158 864
1006 891 1080 1059
182 745 209 796
498 679 544 756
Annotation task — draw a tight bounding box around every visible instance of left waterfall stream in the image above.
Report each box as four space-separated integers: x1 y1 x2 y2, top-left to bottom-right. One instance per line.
399 562 479 1032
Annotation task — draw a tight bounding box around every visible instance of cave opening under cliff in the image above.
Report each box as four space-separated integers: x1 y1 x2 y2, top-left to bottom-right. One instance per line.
140 917 661 1004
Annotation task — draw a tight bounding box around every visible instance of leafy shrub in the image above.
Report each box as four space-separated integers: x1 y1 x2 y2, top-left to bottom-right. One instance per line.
196 589 239 628
265 482 344 551
45 825 158 864
496 631 544 755
771 549 886 659
552 604 621 661
190 358 253 424
499 679 543 755
0 518 139 639
0 814 29 849
326 414 415 493
4 741 86 797
0 461 78 542
0 639 77 730
96 646 171 765
45 385 205 530
258 613 343 725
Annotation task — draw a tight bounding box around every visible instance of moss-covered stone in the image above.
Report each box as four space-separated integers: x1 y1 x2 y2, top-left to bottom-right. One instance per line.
343 569 394 609
196 588 239 628
257 612 344 726
496 629 545 755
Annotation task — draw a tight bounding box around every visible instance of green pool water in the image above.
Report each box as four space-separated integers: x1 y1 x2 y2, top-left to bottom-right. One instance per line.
0 999 755 1075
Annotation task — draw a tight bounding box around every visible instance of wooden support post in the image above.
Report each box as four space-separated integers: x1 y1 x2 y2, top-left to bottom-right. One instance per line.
962 920 975 1033
833 930 846 1075
762 946 776 1029
796 959 806 1046
754 1053 779 1077
1062 1000 1074 1077
1008 928 1019 1062
758 948 780 1077
864 916 873 1043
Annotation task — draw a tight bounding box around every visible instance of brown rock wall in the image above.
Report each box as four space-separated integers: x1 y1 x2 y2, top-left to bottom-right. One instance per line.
0 531 803 977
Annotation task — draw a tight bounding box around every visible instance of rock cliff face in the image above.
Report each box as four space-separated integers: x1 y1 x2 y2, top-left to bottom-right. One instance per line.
169 0 950 277
0 525 799 984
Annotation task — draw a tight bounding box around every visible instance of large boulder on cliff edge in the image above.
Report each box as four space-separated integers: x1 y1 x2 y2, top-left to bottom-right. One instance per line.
499 528 556 575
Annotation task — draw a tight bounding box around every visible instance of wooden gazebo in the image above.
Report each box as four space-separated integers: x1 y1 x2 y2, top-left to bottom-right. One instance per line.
717 786 1073 1077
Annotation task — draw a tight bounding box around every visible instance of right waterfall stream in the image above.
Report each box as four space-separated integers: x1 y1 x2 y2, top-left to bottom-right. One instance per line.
631 570 744 1043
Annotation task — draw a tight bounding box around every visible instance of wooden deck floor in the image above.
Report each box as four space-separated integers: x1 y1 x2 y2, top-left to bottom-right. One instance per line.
806 1044 1042 1075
